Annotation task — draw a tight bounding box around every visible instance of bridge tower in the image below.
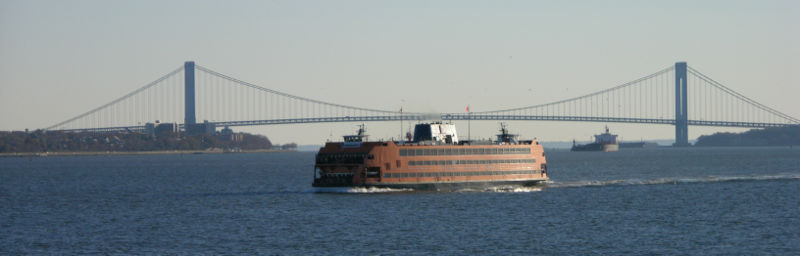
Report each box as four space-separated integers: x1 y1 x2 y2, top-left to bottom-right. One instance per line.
184 61 196 127
674 62 689 146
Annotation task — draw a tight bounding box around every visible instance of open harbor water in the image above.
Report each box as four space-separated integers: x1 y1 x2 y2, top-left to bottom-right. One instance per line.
2 147 799 254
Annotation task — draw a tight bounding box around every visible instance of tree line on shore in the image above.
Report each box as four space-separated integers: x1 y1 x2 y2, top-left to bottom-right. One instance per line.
0 130 295 153
695 125 800 146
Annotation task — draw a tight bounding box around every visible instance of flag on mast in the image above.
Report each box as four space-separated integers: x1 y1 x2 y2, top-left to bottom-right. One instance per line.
466 105 470 112
399 107 403 114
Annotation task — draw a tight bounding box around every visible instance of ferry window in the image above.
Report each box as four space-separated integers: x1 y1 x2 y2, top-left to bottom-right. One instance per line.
437 160 444 165
445 148 452 155
401 173 408 178
423 149 431 155
424 161 432 165
409 161 415 166
436 149 444 155
368 154 374 159
384 173 391 178
416 149 423 155
407 149 414 156
431 149 438 156
458 148 465 155
399 149 407 156
409 173 416 177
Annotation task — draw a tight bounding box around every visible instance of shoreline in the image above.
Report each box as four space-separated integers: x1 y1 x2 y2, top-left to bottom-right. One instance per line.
0 149 297 157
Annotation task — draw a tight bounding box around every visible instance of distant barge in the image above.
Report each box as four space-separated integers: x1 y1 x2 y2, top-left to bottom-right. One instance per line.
571 126 619 152
313 123 548 190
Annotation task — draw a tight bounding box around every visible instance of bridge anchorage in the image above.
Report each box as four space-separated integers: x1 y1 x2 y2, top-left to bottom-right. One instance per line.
47 61 799 146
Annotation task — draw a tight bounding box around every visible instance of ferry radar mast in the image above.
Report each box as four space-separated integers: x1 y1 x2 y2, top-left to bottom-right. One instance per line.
343 124 368 142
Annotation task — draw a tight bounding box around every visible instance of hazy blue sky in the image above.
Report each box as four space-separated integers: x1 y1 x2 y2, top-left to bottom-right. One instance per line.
1 0 798 144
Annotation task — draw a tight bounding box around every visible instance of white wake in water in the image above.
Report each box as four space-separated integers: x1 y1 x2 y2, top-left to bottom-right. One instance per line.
482 186 543 193
546 173 800 189
312 187 414 194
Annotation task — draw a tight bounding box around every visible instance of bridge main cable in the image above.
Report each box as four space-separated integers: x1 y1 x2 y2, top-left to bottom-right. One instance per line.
45 66 184 130
194 65 401 115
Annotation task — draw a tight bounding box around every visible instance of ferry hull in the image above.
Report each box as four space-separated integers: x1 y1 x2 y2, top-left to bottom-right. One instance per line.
571 143 618 152
314 179 547 191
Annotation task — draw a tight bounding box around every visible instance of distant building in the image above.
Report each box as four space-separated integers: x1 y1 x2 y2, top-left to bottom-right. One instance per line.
146 121 179 137
218 126 243 142
186 120 216 135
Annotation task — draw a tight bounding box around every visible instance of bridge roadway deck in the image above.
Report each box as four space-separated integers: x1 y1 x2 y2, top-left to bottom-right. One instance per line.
52 114 794 133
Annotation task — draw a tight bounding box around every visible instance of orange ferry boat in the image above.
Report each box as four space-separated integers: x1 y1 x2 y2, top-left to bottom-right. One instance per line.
313 123 548 190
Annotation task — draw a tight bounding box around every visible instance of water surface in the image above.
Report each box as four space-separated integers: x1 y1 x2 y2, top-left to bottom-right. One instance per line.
2 147 799 254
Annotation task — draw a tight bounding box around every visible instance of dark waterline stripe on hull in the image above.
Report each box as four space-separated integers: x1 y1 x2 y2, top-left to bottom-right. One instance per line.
313 179 547 191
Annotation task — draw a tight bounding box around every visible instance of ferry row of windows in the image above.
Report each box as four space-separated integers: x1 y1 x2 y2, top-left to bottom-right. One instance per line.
384 170 539 178
316 153 368 164
399 147 531 157
408 158 536 166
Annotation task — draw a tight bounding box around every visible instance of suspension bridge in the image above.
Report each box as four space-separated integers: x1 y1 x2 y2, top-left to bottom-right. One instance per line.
45 61 799 146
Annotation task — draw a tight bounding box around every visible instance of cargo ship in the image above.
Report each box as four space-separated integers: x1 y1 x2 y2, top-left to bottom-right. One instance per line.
571 126 619 152
313 123 548 190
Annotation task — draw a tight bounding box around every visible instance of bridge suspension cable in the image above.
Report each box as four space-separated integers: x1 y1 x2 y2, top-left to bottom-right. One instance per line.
45 62 798 133
46 66 184 131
